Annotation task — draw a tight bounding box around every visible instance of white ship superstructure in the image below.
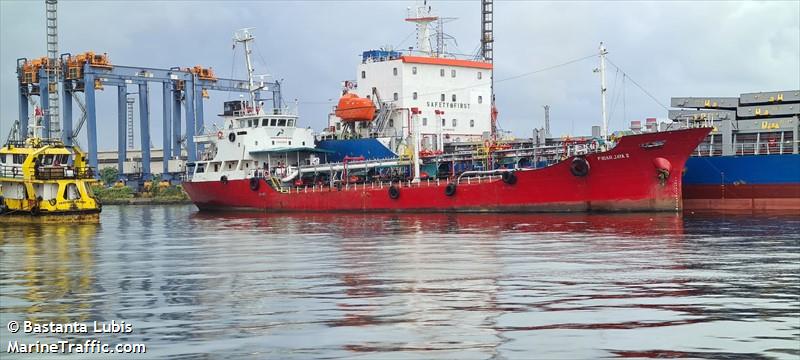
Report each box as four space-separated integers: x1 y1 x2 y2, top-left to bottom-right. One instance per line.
191 29 317 184
326 1 493 151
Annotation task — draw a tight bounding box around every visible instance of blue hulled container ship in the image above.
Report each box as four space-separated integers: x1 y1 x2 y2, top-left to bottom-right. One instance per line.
669 90 800 211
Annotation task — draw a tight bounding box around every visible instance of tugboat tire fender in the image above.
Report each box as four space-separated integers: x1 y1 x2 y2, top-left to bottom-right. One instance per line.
445 183 457 196
502 171 517 185
249 177 260 191
388 185 400 199
570 157 590 177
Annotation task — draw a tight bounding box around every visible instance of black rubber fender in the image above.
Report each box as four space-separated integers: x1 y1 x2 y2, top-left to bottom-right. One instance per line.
445 182 457 196
388 185 400 199
228 132 236 142
249 177 260 191
570 157 590 177
220 175 229 184
502 171 517 185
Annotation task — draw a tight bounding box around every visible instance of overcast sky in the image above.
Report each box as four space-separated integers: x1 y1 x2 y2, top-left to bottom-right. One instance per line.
1 0 798 150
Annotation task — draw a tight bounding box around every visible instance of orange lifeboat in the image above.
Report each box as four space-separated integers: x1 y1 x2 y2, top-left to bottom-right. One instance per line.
335 93 376 122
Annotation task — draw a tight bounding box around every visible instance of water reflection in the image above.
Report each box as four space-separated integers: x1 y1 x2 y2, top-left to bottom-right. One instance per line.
0 207 797 359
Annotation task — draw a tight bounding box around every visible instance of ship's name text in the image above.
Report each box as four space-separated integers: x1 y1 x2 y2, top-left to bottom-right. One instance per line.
597 153 629 161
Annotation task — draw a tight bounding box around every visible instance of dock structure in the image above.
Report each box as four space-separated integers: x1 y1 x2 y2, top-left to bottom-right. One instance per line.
668 90 800 156
15 53 278 181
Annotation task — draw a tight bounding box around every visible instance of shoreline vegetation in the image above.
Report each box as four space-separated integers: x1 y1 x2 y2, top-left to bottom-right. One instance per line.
92 184 192 205
94 167 192 205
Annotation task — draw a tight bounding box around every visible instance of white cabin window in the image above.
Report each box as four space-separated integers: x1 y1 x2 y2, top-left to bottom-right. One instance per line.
478 71 482 79
388 119 394 127
361 70 366 79
451 69 456 78
393 67 398 76
422 117 427 126
452 94 456 102
478 95 483 104
412 66 417 75
440 69 445 77
442 118 446 127
413 92 418 100
440 94 445 101
393 92 398 101
452 118 457 127
470 119 475 127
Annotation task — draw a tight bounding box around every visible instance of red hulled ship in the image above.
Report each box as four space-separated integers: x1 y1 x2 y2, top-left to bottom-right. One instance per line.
183 127 711 212
182 24 711 213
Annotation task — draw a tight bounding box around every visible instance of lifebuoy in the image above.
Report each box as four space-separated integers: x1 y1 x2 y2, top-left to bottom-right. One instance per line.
570 157 590 177
228 132 236 142
502 171 517 185
217 131 224 139
220 175 229 184
388 185 400 199
249 177 260 191
445 183 457 196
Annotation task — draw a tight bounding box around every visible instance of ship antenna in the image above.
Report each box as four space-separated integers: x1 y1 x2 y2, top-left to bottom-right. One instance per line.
234 28 257 114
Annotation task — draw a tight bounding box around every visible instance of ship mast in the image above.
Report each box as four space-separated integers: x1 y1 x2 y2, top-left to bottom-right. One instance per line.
596 42 609 140
234 29 257 113
405 0 437 56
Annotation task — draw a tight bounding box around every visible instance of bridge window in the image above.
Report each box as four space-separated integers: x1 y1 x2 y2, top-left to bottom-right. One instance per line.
270 119 277 126
288 119 294 127
262 118 269 126
278 119 287 127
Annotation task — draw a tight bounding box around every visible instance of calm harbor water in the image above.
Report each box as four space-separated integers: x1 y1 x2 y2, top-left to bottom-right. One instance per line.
1 205 798 359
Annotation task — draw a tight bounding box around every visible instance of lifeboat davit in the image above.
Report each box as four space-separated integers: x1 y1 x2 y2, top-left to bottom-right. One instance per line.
335 93 376 122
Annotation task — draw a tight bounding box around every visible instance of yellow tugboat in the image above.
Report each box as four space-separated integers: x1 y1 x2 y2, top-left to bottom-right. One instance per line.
0 130 101 223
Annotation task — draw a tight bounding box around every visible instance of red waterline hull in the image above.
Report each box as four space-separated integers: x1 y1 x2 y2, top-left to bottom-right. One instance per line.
183 128 711 213
683 184 800 211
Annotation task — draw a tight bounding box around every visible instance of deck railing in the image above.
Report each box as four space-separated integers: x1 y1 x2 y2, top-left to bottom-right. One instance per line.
0 165 95 180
